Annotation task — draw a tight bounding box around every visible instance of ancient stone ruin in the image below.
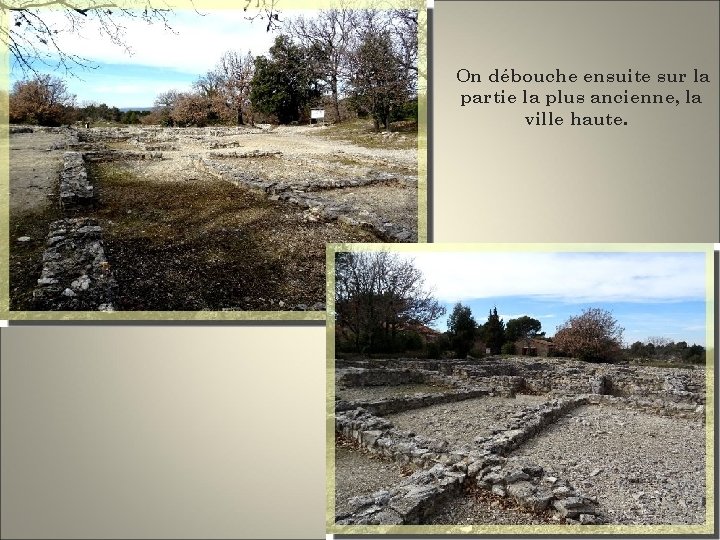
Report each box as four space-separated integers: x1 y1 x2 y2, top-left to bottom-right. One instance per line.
334 356 706 527
33 135 119 311
33 218 116 311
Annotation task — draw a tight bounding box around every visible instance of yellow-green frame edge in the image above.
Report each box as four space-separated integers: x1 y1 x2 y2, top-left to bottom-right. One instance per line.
0 0 427 320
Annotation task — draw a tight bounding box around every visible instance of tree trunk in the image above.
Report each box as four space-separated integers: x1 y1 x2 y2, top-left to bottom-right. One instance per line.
331 75 341 122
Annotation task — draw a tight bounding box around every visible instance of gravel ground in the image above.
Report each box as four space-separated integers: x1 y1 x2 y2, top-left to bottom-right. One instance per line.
334 445 411 516
336 383 455 402
385 395 548 448
426 491 551 525
510 404 705 524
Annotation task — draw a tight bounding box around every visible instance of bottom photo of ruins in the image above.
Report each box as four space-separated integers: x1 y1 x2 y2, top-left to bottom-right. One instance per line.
327 244 715 534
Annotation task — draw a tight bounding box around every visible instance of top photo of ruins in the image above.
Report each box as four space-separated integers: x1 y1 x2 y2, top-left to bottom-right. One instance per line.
2 0 426 318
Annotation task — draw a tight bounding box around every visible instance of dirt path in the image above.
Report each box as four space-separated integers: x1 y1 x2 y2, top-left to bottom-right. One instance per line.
9 131 68 213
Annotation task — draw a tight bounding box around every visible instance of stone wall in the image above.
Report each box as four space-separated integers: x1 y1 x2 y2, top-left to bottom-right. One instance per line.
336 388 492 416
335 396 602 525
345 357 706 405
33 218 116 311
192 157 415 242
59 152 94 210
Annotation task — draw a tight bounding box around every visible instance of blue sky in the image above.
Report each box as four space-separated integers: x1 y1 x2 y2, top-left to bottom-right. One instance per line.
399 251 709 347
9 9 285 108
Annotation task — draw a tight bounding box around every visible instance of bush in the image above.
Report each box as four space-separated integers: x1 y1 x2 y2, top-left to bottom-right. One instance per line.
554 308 624 363
10 74 76 126
396 331 423 352
391 99 418 122
501 342 516 355
425 342 442 359
468 347 486 358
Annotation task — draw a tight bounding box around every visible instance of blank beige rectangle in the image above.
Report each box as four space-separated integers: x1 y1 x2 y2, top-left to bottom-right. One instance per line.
0 326 326 539
433 1 719 242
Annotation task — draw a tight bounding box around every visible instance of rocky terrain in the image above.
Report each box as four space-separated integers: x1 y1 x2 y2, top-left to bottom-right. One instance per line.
332 356 708 529
9 123 417 312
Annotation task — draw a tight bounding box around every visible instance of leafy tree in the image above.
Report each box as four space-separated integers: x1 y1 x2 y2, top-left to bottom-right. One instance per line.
9 74 76 125
553 307 624 363
288 9 355 122
447 303 476 358
683 344 705 364
335 251 445 354
250 35 321 124
347 29 409 131
170 93 224 127
628 340 653 358
481 306 505 355
505 316 543 345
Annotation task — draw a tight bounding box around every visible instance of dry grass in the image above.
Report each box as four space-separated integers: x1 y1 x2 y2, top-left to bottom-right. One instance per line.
9 204 62 311
313 118 417 150
83 163 379 311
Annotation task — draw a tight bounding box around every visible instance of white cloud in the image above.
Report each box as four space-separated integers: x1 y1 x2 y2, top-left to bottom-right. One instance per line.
402 252 706 303
14 9 290 74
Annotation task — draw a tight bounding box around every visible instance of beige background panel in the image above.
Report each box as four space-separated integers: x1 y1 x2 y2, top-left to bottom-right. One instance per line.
0 326 326 539
433 1 719 242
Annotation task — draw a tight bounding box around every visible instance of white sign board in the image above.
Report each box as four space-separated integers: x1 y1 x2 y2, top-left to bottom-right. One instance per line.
311 109 325 119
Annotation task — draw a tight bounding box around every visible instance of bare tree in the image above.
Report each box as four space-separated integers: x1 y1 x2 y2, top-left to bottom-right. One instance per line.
335 251 445 353
214 50 255 125
3 0 281 76
387 4 419 85
3 0 177 76
150 88 180 126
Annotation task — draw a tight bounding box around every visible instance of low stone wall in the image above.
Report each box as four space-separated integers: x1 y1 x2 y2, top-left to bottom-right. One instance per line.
336 367 429 387
356 357 706 406
336 408 455 469
336 463 467 525
59 152 94 209
209 150 281 159
336 396 602 525
335 387 492 417
33 218 116 311
83 150 164 162
192 157 415 242
477 396 588 455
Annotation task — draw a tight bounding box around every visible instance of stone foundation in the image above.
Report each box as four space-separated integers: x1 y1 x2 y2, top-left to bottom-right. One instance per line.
33 218 116 311
59 152 94 209
334 357 706 525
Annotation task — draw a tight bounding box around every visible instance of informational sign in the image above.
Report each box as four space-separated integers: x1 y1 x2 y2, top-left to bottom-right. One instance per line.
311 109 325 119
